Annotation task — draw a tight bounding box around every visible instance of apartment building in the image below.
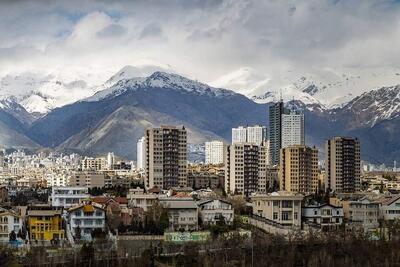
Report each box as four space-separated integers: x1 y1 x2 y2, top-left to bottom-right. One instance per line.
205 140 225 165
325 137 361 193
67 202 106 240
342 196 380 230
302 203 344 231
27 207 64 241
379 195 400 221
82 157 107 171
145 126 187 189
269 101 285 166
51 186 90 208
197 199 234 225
126 187 161 212
225 143 268 196
68 171 105 188
251 192 303 227
160 198 198 231
232 126 247 144
136 137 146 170
0 207 23 241
281 111 305 149
279 145 319 194
232 125 267 146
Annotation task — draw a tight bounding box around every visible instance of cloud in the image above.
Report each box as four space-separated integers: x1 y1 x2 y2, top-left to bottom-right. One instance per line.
97 24 127 38
0 0 399 84
139 23 163 39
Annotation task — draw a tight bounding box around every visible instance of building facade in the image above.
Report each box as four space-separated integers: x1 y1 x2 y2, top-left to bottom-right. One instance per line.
302 203 344 231
51 186 90 208
160 198 198 231
232 126 247 144
205 140 225 165
146 126 187 189
197 199 234 226
0 208 23 241
279 145 319 194
225 143 268 196
269 101 285 166
281 111 305 149
27 209 64 241
232 125 267 145
67 202 106 240
136 137 146 170
82 157 107 171
325 137 361 193
68 171 106 188
251 192 303 227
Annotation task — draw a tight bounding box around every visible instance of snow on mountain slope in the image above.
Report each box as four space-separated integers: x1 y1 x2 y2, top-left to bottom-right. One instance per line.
85 71 236 102
0 64 171 114
0 70 109 113
210 67 323 108
338 85 400 127
104 64 172 87
213 66 400 108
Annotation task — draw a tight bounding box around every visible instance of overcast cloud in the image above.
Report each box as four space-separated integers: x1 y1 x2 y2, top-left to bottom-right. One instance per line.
0 0 400 83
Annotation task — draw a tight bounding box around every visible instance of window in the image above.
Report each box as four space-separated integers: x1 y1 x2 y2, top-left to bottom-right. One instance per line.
281 212 289 221
294 212 298 220
282 201 292 208
273 212 278 220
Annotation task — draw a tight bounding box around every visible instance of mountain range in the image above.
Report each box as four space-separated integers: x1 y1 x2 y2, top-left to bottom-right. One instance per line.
0 66 398 165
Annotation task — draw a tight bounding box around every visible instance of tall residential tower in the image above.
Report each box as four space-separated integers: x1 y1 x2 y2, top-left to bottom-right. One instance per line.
145 126 187 189
325 137 361 193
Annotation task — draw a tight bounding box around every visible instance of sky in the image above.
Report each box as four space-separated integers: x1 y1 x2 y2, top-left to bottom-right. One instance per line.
1 0 400 84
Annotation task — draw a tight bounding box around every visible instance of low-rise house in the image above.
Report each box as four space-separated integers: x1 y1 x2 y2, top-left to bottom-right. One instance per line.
302 203 344 231
251 191 303 228
379 195 400 221
51 186 89 208
342 196 380 230
27 206 64 241
0 207 23 241
127 188 160 212
160 198 198 231
197 199 234 226
67 202 106 240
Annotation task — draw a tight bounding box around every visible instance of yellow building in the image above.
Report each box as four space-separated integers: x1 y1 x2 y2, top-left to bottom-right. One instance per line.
27 209 64 241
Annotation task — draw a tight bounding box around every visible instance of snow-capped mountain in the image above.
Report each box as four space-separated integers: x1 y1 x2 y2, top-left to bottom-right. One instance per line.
212 66 400 108
333 85 400 128
103 64 172 87
0 70 108 114
0 64 172 115
85 71 235 102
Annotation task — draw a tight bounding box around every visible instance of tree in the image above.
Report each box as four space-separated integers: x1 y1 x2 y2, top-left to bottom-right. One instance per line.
145 200 169 234
74 225 82 240
17 228 26 240
8 231 16 242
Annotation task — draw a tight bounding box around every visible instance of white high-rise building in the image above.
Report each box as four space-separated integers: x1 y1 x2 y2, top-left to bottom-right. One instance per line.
137 136 146 170
107 152 114 169
281 112 305 148
205 141 225 165
232 125 267 145
232 126 247 144
247 125 267 145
